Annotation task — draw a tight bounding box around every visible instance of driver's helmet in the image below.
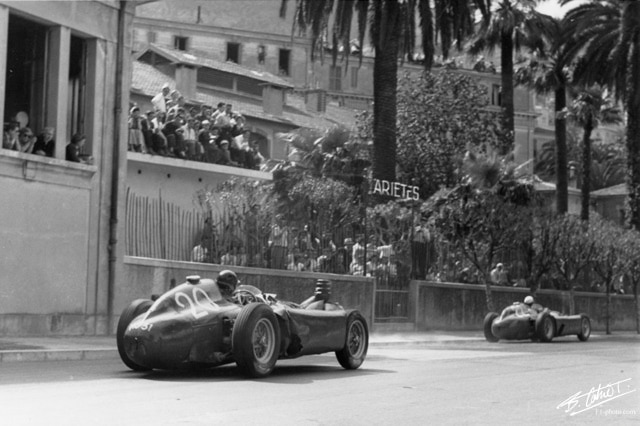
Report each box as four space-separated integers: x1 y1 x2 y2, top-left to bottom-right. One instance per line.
524 295 534 306
217 270 239 295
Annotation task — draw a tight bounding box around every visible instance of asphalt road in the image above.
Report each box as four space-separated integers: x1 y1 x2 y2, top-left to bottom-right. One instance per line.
1 335 639 426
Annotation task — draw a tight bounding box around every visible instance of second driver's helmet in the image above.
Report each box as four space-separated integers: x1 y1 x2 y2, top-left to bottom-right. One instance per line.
524 295 534 306
217 270 239 294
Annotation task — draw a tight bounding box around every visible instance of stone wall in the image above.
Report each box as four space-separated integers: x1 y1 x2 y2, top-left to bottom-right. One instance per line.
410 281 638 332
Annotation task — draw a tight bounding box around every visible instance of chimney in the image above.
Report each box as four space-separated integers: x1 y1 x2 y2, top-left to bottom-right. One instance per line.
262 84 284 116
174 64 197 101
304 89 326 113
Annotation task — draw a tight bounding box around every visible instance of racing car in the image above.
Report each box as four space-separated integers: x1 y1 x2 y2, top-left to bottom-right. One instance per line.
483 296 591 343
116 271 368 378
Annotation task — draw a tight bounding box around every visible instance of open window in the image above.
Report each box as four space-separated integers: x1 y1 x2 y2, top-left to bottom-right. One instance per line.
227 42 241 64
278 48 290 76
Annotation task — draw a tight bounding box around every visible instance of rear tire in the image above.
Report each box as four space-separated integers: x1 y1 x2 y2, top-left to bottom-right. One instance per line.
483 312 499 342
535 312 555 342
116 299 153 371
232 303 281 378
577 315 591 341
336 312 369 370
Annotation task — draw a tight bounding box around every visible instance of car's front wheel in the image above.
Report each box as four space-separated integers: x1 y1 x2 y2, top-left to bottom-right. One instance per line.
232 303 281 378
535 312 556 342
116 299 153 371
483 312 499 342
336 312 369 370
577 315 591 341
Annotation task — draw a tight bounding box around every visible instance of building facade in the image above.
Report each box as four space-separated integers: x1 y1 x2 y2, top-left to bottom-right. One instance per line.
0 1 140 336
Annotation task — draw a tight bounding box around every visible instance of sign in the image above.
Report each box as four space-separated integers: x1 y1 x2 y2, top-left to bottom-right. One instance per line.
371 179 419 200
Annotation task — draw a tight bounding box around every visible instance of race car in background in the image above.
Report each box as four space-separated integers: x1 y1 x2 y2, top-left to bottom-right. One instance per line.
483 297 591 343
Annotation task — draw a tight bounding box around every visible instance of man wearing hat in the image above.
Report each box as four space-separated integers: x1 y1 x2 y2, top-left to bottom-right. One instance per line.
151 83 171 113
335 237 354 274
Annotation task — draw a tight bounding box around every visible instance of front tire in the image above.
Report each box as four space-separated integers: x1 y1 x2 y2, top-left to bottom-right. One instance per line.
577 315 591 341
535 312 556 342
336 312 369 370
483 312 499 342
232 303 281 378
116 299 153 371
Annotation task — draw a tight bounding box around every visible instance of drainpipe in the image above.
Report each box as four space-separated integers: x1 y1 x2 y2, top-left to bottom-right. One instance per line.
107 0 127 334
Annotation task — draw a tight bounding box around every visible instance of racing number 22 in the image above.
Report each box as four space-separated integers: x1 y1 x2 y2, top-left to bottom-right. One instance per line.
175 288 218 319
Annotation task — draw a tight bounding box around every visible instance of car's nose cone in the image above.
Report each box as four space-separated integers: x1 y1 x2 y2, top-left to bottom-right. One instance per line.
124 317 193 369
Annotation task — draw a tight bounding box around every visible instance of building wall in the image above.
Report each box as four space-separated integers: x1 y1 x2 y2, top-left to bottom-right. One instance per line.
0 1 135 336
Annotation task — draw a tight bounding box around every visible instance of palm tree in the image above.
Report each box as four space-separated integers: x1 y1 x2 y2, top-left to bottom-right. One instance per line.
279 0 476 183
560 86 623 221
561 0 640 229
515 16 571 214
469 0 555 154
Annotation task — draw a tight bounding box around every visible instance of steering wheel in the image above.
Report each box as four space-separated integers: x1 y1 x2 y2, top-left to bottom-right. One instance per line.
232 285 264 305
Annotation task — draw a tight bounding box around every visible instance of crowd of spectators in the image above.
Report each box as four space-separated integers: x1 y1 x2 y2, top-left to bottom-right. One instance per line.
129 83 264 170
3 118 92 164
191 220 408 289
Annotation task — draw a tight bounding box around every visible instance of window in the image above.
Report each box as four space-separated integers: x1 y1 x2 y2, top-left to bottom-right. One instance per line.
227 42 241 64
278 48 290 76
174 36 188 51
147 31 157 44
491 84 502 106
4 15 47 136
68 35 87 143
350 68 358 89
329 66 342 91
257 45 266 65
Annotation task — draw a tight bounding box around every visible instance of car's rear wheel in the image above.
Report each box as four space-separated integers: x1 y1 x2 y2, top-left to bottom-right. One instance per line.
577 315 591 341
483 312 499 342
336 312 369 370
116 299 153 371
535 312 555 342
232 303 280 378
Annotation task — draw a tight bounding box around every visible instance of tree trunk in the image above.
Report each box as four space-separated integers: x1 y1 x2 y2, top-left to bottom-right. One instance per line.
626 9 640 229
606 278 611 334
500 32 515 154
372 4 398 184
581 122 593 221
555 87 568 215
634 281 639 334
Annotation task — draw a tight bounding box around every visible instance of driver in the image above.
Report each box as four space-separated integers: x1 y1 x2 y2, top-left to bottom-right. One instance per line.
524 295 543 314
216 269 239 299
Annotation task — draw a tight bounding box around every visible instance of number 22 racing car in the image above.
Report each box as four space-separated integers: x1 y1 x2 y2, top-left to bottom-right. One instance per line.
483 296 591 343
117 271 368 378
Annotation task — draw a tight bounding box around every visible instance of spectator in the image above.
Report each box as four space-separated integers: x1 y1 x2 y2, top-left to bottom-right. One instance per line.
336 238 354 274
411 221 429 279
270 215 289 269
15 127 37 154
151 82 171 113
248 139 265 170
191 236 211 263
182 117 202 160
490 263 509 286
33 127 55 157
286 253 305 271
162 114 187 158
217 139 238 166
66 133 92 163
2 121 20 150
128 106 146 152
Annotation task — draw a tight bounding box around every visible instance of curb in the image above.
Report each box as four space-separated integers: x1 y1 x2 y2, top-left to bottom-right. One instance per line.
0 337 485 363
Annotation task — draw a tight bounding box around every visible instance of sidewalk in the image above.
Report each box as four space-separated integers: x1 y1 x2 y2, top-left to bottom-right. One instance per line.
0 331 484 363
